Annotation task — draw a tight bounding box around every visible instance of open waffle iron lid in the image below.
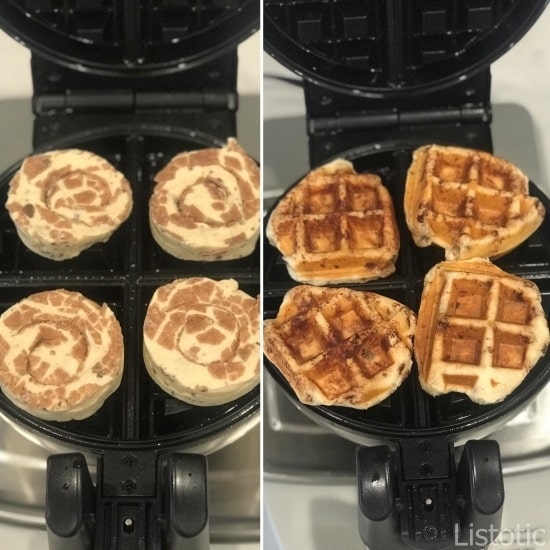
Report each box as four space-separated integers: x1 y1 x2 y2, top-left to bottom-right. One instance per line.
264 0 548 97
0 0 259 76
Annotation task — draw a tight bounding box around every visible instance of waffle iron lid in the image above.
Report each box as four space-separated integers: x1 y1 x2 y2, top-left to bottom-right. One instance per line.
264 0 548 97
0 0 259 76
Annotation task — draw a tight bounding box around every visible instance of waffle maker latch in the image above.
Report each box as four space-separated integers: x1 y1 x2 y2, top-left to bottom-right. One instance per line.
46 451 209 550
357 438 504 550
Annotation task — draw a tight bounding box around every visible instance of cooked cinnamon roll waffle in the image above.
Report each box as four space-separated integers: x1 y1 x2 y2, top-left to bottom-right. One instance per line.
415 258 550 404
266 159 400 285
404 144 545 260
263 285 416 409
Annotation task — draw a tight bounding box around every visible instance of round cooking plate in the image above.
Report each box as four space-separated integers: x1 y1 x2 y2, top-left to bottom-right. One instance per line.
0 0 259 76
0 125 260 453
264 0 547 97
263 140 550 447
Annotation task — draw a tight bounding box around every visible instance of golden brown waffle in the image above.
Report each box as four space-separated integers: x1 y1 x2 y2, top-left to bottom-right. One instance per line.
266 159 400 285
415 258 550 404
404 144 545 260
264 285 416 409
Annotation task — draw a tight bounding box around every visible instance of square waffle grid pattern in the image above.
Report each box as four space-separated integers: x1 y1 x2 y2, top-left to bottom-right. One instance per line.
264 0 519 81
263 146 550 437
274 291 395 401
418 145 533 246
427 271 539 391
273 172 397 274
0 130 260 450
18 0 241 46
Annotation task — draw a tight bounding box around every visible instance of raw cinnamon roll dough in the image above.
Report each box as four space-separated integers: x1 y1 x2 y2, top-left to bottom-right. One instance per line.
0 289 124 421
5 149 133 260
143 278 260 406
149 138 260 261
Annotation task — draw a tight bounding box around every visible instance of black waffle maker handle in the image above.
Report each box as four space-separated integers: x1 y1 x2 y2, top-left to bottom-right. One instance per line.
46 451 209 550
357 438 504 550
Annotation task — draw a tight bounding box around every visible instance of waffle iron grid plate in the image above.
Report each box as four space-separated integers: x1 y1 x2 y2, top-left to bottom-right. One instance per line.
0 125 260 453
263 141 550 446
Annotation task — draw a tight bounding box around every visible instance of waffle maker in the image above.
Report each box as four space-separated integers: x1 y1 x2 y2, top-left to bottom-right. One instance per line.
0 2 259 549
264 1 550 549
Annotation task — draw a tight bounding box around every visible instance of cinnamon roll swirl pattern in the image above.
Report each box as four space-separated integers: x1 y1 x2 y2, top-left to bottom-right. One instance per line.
6 149 133 260
143 278 260 406
0 290 124 421
149 138 260 261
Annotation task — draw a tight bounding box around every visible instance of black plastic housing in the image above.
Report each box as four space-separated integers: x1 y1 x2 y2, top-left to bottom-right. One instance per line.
46 451 209 550
357 440 504 549
0 0 259 76
264 0 547 98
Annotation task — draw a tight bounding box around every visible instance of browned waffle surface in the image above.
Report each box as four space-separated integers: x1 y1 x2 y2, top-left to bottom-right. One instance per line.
264 145 550 438
404 144 546 260
266 158 399 285
415 258 550 404
263 285 416 409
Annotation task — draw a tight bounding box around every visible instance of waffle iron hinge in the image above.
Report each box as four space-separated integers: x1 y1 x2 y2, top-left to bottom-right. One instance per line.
29 51 240 146
357 438 504 550
308 105 491 134
33 90 238 114
30 51 239 113
45 451 209 550
303 70 494 167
